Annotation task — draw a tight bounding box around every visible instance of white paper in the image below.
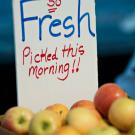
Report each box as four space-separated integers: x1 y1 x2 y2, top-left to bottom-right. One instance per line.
13 0 98 112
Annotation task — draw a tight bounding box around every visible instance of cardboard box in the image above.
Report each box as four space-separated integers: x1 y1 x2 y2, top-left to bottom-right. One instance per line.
0 127 15 135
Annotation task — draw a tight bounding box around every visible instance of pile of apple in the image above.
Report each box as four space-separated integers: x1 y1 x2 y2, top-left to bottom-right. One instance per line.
1 83 135 135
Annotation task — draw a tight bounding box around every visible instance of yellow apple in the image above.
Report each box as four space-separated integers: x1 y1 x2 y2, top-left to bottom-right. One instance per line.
45 103 69 125
66 107 100 134
108 97 135 132
88 126 120 135
54 126 81 135
29 110 61 135
128 121 135 135
98 119 109 128
70 100 101 120
1 106 33 135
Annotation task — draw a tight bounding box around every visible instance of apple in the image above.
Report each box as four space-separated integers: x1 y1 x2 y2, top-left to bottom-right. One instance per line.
90 109 102 120
0 115 5 125
66 107 100 134
29 110 61 135
120 133 127 135
108 97 135 132
128 121 135 135
70 100 101 120
88 126 120 135
94 83 127 117
70 100 95 110
54 126 81 135
1 106 33 135
45 103 69 125
98 119 109 128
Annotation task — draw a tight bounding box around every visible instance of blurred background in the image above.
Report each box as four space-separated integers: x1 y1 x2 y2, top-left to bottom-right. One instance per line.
0 0 135 114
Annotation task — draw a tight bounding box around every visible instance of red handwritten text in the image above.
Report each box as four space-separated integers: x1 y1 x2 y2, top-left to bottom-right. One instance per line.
22 43 85 81
47 0 62 13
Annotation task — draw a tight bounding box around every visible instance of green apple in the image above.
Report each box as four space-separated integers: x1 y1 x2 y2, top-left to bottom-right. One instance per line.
29 110 61 135
88 126 120 135
66 107 100 135
108 97 135 132
1 106 33 135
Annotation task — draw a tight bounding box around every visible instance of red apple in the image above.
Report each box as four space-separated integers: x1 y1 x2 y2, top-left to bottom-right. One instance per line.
1 106 33 135
94 83 127 117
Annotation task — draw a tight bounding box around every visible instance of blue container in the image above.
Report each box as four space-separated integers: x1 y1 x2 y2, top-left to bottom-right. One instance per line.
116 52 135 99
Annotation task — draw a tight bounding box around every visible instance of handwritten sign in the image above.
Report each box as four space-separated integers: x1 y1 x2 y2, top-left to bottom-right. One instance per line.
13 0 98 112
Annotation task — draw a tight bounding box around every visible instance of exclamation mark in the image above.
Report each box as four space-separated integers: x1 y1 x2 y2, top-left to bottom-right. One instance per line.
76 57 80 72
72 59 76 73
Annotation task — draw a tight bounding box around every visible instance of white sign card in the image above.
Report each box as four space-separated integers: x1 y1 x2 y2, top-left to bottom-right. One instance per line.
13 0 98 112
